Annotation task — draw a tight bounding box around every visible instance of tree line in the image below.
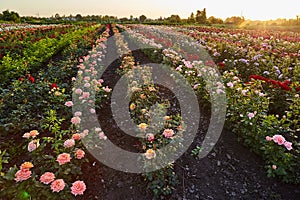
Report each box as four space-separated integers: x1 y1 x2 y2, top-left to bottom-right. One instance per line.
1 9 300 26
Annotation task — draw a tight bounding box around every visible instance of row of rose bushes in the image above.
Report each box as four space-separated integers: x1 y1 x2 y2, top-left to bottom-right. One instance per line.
0 24 86 60
113 25 184 198
0 24 111 199
123 24 300 183
0 24 101 86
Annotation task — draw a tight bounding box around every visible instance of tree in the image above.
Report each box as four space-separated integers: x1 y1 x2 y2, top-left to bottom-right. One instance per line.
167 15 181 23
1 10 21 22
208 16 223 24
119 17 128 23
139 15 147 22
195 8 207 24
225 16 245 25
75 14 82 21
130 15 133 21
54 13 60 19
188 12 195 23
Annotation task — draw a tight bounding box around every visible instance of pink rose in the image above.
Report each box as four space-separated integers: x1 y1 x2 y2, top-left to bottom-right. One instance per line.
216 89 224 94
226 82 233 88
272 165 277 170
56 153 71 165
265 136 272 141
75 88 82 95
102 86 111 93
71 180 86 196
272 135 285 145
74 111 82 117
71 117 81 124
64 139 75 148
28 140 39 152
22 132 31 139
90 108 96 114
40 172 55 184
99 131 107 140
84 76 90 82
81 92 90 99
15 169 31 182
284 141 293 151
65 101 73 107
163 129 175 138
51 179 65 192
146 133 155 142
259 92 265 97
75 149 85 159
84 83 90 88
242 90 248 96
247 112 255 119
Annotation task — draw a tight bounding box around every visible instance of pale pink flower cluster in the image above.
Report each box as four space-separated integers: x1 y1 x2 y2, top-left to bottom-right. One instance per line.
90 108 96 113
84 76 90 82
266 134 293 150
242 90 248 96
80 129 89 138
65 101 73 107
71 116 81 124
247 111 257 119
163 129 175 138
227 82 234 88
103 86 112 93
64 139 75 148
99 131 107 140
81 92 90 99
84 83 91 88
28 139 39 152
74 111 82 117
75 88 83 95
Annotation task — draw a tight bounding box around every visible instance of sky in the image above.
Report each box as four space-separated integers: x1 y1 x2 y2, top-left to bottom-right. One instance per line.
0 0 299 20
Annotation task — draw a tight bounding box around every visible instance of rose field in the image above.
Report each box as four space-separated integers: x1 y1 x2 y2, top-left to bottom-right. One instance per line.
0 23 299 199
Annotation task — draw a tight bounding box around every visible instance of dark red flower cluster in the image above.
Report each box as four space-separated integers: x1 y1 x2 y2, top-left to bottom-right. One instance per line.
205 60 215 67
25 74 35 83
217 62 226 68
51 83 58 90
248 75 300 92
186 53 200 61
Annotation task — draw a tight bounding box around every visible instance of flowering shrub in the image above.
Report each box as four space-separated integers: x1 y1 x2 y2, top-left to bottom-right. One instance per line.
114 26 184 197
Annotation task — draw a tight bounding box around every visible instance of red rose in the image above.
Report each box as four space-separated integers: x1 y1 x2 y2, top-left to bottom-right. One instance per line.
51 83 58 89
217 62 226 68
29 76 35 83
